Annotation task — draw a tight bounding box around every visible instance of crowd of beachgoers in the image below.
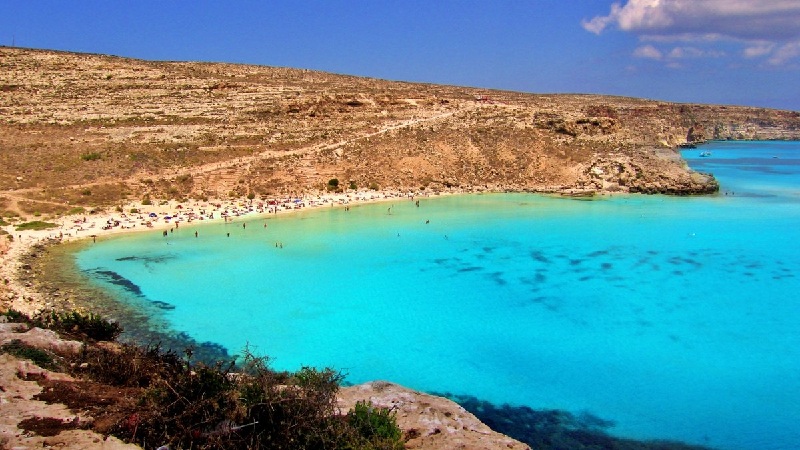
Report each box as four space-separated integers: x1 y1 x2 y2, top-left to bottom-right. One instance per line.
0 189 447 315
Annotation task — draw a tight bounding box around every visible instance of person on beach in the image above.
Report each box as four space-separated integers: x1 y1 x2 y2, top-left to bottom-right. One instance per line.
195 231 198 238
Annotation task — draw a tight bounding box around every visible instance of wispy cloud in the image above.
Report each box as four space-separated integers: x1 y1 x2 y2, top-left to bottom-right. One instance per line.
583 0 800 66
633 44 662 60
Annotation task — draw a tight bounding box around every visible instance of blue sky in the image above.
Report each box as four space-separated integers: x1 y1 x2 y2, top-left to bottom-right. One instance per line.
2 1 799 111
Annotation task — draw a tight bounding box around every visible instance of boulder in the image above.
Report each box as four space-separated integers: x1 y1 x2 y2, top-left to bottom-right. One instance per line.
338 381 530 450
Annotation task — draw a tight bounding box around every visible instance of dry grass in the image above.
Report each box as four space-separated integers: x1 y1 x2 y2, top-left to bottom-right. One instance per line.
2 47 799 220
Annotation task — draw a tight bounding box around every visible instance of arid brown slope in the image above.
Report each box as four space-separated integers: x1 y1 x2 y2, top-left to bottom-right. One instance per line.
2 47 800 219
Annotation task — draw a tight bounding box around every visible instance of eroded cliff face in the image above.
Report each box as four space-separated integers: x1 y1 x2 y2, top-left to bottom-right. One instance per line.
1 47 799 216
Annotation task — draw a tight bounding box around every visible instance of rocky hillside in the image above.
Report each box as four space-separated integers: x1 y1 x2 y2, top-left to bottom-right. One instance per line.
2 47 800 219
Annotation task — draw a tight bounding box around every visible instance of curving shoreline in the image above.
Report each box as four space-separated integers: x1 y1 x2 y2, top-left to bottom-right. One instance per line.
2 188 474 316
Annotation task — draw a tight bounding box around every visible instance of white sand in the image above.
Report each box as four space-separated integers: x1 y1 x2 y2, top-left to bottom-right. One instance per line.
1 189 456 315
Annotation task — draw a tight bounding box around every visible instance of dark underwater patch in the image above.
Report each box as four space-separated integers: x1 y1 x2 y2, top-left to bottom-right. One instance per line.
116 255 174 264
437 393 712 450
458 266 483 273
530 251 550 263
487 272 507 286
151 300 175 310
89 269 144 297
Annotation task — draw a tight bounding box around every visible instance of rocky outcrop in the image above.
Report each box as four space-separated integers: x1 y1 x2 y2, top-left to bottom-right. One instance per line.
575 151 718 195
0 324 139 450
338 381 530 450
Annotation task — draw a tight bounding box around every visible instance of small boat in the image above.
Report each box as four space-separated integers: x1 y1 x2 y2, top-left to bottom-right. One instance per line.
699 151 712 157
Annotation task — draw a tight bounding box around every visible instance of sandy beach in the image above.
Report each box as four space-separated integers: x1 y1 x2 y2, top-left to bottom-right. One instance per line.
0 188 460 317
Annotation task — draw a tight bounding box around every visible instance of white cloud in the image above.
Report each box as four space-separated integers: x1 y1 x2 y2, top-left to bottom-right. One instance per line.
744 43 775 58
668 47 699 59
768 41 800 66
583 0 800 66
583 0 800 41
633 44 662 60
667 47 726 59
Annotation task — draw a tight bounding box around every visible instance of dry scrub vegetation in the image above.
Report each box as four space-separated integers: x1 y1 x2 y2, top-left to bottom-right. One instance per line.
1 46 800 221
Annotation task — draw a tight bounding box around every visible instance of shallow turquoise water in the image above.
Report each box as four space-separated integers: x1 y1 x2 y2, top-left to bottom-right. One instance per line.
74 141 800 449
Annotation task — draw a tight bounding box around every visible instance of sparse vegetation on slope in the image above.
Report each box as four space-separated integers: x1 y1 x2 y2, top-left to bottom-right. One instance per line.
2 47 799 222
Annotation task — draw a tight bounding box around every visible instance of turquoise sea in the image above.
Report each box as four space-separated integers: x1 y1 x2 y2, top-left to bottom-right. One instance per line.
73 141 800 450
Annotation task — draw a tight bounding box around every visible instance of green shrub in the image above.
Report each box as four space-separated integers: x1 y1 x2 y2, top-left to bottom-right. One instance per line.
328 178 339 188
349 181 358 190
2 308 28 322
347 401 403 449
16 220 59 231
66 207 86 215
141 197 152 206
36 311 123 342
1 339 59 370
81 152 101 161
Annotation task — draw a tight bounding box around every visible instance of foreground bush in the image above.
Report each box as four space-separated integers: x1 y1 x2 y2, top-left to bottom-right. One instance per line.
3 309 403 448
69 344 402 449
35 310 123 341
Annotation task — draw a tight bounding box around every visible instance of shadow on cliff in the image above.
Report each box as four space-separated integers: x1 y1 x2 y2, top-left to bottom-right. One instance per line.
437 393 715 450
